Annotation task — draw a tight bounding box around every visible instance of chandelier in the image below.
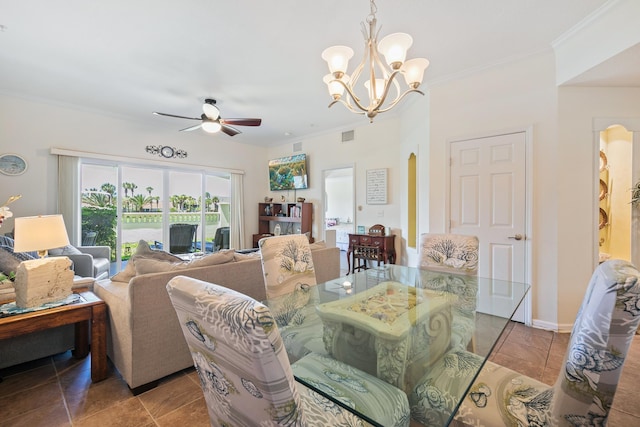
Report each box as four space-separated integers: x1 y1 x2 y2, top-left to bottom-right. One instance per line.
321 0 429 122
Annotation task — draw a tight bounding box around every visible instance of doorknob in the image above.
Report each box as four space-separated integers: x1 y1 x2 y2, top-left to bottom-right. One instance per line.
508 234 524 241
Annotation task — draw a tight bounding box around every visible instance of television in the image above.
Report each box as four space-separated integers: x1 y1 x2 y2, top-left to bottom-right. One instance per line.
268 153 308 191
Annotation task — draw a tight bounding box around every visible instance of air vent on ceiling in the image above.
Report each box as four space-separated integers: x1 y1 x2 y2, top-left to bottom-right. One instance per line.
293 141 302 152
341 130 355 143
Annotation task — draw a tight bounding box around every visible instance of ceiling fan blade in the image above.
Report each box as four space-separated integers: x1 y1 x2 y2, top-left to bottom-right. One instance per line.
220 118 262 127
153 112 201 121
220 124 241 136
179 124 203 132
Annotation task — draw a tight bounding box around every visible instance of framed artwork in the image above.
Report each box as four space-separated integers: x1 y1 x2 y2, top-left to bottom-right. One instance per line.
366 168 387 204
0 153 28 176
357 225 366 234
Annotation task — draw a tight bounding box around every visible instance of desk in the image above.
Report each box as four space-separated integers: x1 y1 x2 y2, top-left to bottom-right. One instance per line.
266 265 529 426
0 291 107 382
347 233 396 273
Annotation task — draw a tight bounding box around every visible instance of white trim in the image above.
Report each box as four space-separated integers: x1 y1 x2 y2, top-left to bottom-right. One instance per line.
50 147 244 175
531 319 574 333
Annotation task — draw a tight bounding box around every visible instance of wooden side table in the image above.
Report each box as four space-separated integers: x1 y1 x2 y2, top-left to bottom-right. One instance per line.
0 291 107 382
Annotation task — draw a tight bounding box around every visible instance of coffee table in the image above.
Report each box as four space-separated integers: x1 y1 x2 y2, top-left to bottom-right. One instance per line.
0 291 107 382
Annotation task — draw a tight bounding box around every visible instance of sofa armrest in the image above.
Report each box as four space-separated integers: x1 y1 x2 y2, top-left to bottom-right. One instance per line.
54 253 94 278
78 245 111 260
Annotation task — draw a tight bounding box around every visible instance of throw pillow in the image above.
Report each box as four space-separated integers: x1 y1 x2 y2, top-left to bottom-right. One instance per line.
0 245 37 275
48 245 83 256
111 240 183 282
133 249 236 276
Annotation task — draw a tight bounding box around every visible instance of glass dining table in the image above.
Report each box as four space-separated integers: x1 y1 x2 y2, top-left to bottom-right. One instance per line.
264 264 530 426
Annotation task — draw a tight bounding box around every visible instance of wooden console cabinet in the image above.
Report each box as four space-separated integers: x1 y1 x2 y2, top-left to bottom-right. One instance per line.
347 233 396 274
253 202 313 247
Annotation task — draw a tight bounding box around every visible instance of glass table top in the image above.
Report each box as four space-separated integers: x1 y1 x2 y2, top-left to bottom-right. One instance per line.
265 264 530 426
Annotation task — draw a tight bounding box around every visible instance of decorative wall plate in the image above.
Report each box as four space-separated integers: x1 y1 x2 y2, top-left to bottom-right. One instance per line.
599 150 608 172
599 208 608 229
599 179 608 201
0 153 27 176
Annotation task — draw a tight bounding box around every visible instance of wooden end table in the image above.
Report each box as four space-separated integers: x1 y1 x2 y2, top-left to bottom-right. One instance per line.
0 291 107 382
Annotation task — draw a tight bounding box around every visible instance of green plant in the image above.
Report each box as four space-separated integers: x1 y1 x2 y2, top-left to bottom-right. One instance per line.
82 205 117 260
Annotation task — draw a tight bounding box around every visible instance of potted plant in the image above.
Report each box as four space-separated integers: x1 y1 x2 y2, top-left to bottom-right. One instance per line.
212 196 220 212
632 180 640 207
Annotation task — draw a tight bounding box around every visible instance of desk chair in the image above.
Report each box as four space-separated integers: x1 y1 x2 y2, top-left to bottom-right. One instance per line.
166 276 410 427
410 259 640 426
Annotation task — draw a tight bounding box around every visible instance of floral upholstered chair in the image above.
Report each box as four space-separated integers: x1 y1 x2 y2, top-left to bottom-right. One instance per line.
418 233 479 351
410 259 640 426
166 276 410 427
259 234 324 360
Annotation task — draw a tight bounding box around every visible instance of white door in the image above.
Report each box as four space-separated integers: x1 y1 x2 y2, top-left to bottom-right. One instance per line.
450 131 528 322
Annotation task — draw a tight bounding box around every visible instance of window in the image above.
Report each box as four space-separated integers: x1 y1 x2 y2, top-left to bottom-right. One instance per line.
80 161 231 272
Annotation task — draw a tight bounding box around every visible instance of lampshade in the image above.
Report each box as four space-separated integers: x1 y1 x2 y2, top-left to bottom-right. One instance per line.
14 214 70 257
377 32 413 69
201 121 222 133
364 79 386 101
321 45 354 76
323 73 349 99
401 58 430 88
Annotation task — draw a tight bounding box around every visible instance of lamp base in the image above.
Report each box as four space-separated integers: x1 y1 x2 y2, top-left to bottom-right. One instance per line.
14 257 74 308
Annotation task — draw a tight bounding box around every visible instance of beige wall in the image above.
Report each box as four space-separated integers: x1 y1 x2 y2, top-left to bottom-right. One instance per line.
0 93 267 248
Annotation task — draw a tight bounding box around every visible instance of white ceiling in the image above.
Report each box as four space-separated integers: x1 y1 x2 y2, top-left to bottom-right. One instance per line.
1 0 624 147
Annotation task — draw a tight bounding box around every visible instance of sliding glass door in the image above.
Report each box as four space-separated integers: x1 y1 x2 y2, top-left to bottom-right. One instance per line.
80 161 231 273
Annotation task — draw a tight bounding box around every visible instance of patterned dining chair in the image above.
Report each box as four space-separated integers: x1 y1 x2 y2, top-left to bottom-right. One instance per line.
418 233 479 275
166 276 410 427
418 233 480 351
258 234 324 360
410 259 640 426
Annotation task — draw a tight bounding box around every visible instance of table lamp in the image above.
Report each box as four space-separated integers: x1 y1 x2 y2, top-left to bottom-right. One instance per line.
13 214 75 308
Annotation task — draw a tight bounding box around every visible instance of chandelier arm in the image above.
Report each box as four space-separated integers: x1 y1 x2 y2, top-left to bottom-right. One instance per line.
328 99 366 115
368 68 403 112
376 89 425 114
336 79 369 113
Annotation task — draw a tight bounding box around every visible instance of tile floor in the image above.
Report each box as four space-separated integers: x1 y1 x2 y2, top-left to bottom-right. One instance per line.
0 323 638 427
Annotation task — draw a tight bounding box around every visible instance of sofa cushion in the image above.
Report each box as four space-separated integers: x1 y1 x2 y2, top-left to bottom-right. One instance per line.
0 245 37 275
111 240 182 282
48 245 83 256
133 249 236 275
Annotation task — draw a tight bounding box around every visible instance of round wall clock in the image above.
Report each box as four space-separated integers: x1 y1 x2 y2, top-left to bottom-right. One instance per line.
0 153 28 176
160 146 175 158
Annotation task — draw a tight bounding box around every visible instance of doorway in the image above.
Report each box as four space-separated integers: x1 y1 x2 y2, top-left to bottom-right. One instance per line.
322 166 355 274
448 129 532 324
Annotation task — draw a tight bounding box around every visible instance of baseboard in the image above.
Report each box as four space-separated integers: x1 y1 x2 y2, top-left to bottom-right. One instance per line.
531 318 574 333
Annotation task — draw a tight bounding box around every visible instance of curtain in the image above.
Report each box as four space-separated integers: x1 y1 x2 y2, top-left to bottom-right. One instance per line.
230 173 245 249
58 155 81 245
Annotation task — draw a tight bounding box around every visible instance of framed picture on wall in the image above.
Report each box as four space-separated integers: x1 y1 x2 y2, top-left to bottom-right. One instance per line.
357 225 366 234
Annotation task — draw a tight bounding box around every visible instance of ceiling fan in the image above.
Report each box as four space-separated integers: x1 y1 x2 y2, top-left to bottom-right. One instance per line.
153 99 262 136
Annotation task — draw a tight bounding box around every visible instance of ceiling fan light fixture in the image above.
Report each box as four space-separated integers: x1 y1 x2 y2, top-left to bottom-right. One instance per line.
201 121 222 133
321 0 428 122
203 102 220 120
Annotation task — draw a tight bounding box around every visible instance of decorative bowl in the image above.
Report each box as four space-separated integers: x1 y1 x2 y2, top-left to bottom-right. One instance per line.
264 197 273 203
297 197 305 203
